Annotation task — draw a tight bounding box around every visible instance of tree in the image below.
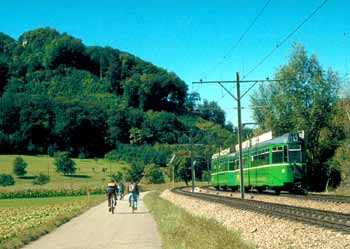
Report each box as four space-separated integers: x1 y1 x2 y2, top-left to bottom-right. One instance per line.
250 43 340 191
125 162 144 182
144 164 165 184
197 99 226 127
0 59 9 94
44 35 91 70
54 151 76 175
13 157 27 176
0 174 15 186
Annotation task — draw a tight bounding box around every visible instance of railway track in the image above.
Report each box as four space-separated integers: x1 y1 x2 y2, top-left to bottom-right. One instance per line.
171 187 350 234
281 193 350 204
201 186 350 204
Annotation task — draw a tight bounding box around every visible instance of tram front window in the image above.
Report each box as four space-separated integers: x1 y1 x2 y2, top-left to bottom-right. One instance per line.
288 144 302 163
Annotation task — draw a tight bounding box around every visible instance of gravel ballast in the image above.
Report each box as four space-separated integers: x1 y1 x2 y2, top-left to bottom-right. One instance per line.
200 188 350 214
161 190 350 249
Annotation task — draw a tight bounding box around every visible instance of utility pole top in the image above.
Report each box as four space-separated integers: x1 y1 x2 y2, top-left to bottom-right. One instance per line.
192 72 283 200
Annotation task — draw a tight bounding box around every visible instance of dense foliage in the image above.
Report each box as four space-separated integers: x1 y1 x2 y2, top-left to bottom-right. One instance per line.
144 164 165 184
251 44 343 191
0 28 233 162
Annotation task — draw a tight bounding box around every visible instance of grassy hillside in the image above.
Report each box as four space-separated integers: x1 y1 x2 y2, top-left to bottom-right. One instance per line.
0 155 128 191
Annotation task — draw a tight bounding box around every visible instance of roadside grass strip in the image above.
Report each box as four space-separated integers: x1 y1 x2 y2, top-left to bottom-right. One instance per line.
144 191 253 249
0 195 104 249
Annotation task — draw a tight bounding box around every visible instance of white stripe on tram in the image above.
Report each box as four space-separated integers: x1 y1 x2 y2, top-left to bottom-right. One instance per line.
211 163 290 176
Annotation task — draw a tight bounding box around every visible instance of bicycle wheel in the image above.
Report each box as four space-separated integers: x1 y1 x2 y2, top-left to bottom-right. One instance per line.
130 195 135 213
111 197 116 214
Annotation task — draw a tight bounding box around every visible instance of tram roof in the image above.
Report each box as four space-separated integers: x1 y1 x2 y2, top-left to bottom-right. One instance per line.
225 133 300 158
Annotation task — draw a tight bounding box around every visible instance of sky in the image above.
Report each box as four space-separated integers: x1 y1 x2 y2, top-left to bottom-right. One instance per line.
1 0 349 126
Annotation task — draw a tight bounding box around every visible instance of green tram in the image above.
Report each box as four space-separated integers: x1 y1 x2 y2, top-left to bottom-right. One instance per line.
211 132 306 194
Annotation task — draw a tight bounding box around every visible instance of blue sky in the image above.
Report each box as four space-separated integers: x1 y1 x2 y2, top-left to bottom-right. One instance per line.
1 0 349 126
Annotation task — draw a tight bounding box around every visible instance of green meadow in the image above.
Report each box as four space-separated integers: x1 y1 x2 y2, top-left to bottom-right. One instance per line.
0 155 129 191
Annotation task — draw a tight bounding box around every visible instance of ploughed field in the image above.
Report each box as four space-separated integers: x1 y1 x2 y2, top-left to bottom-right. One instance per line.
0 195 104 248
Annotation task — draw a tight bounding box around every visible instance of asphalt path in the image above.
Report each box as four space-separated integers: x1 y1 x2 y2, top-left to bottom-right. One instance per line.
23 193 161 249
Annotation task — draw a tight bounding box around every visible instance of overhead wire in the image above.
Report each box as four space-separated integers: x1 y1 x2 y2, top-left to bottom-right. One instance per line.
214 0 330 103
243 0 330 79
201 0 272 80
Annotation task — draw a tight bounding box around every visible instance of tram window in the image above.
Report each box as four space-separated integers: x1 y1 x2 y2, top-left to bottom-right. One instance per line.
284 146 288 162
289 145 301 163
229 160 234 170
272 146 283 163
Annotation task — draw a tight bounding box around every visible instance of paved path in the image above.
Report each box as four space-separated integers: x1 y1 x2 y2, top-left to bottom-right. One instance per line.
24 193 161 249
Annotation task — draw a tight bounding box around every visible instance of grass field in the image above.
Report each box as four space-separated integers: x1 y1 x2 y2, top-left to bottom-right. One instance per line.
0 155 129 191
144 191 252 249
0 195 104 249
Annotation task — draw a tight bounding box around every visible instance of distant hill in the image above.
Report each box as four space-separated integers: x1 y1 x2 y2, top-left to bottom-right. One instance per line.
0 27 235 157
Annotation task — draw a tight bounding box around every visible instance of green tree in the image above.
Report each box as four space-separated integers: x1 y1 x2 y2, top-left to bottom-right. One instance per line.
13 156 27 176
125 162 144 182
197 99 226 127
54 151 76 175
144 164 165 184
44 35 91 70
251 44 340 191
0 174 15 186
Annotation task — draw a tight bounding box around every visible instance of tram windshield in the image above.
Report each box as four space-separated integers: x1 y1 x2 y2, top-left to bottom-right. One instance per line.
288 144 302 163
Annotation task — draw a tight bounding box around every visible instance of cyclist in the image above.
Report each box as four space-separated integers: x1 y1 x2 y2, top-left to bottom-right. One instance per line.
131 182 140 210
106 180 117 212
127 182 134 207
117 182 124 200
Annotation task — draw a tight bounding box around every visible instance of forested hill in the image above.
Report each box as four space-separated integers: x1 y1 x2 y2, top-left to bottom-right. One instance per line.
0 27 235 157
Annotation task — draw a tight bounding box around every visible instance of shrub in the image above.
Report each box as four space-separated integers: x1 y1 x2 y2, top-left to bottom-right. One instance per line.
125 162 145 182
144 164 165 184
13 156 27 176
33 173 50 185
47 145 56 157
0 174 15 186
111 171 123 183
54 151 76 175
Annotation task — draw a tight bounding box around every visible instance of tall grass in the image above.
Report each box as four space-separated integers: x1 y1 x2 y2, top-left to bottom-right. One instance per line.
144 191 253 249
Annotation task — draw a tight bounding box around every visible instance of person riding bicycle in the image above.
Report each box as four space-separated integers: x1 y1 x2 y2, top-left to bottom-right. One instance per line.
127 182 134 207
105 180 117 211
117 182 124 200
130 182 140 210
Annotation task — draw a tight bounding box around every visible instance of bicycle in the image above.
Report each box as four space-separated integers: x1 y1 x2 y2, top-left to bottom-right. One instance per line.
117 189 124 200
129 194 137 213
109 194 116 214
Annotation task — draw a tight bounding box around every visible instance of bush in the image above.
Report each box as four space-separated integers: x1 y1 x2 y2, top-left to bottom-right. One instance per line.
54 151 76 175
125 162 145 182
144 164 165 184
13 156 27 176
111 171 123 183
0 174 15 186
47 145 56 157
33 173 50 185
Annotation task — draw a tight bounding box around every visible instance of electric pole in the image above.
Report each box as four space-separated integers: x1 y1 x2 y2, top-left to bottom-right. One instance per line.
193 72 282 199
236 72 245 199
190 129 195 193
